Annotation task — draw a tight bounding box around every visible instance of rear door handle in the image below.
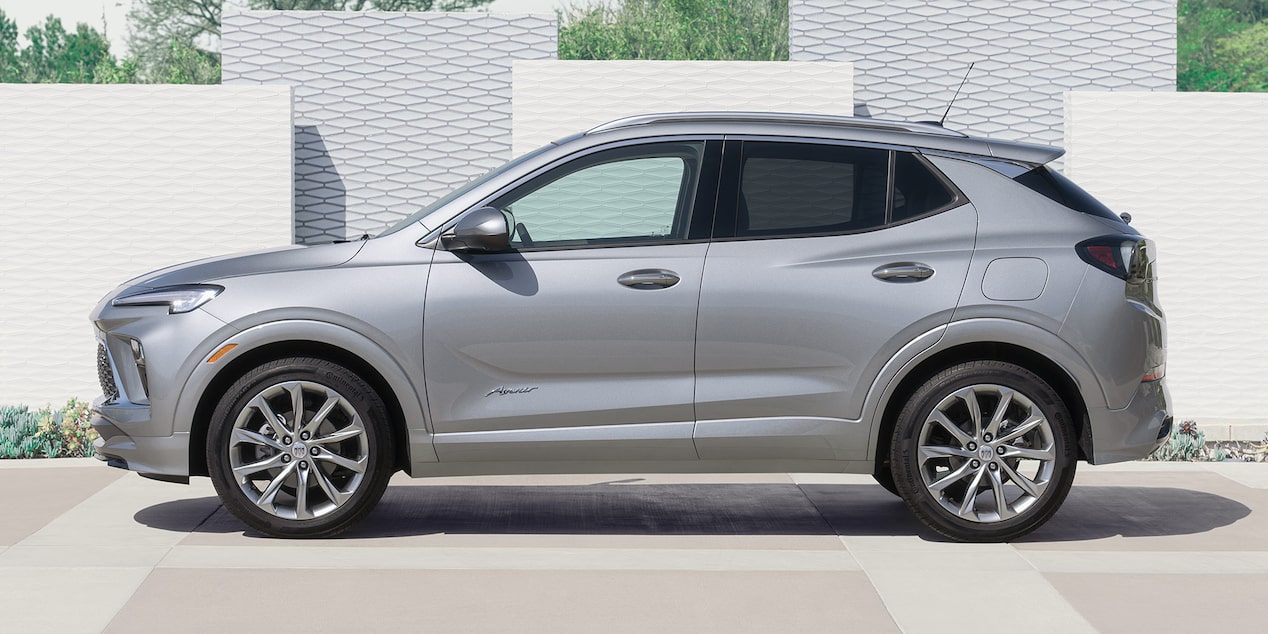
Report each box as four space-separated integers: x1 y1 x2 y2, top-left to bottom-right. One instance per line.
872 263 934 282
618 269 680 289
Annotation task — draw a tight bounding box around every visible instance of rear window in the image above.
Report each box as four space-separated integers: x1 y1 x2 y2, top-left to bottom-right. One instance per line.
736 142 888 237
1014 166 1121 222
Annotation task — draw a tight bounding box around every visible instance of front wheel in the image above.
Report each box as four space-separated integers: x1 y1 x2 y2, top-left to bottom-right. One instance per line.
207 357 395 538
890 361 1077 542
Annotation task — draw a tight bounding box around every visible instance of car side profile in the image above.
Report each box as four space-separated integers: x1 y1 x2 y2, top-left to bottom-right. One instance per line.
90 112 1171 542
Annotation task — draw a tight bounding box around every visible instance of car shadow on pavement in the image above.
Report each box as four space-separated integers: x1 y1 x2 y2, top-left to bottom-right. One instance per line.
134 482 1251 543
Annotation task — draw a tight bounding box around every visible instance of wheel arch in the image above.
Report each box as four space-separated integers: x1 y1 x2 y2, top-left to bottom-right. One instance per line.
180 322 433 477
871 339 1092 479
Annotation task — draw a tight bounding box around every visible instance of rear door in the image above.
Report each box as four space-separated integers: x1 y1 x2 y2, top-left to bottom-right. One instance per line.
693 139 977 461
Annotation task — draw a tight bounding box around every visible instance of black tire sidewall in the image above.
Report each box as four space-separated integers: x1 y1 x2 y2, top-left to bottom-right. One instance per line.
206 357 394 538
890 360 1077 542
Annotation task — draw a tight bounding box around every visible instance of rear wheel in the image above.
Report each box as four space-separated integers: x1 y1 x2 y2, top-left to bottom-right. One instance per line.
207 357 395 538
890 361 1076 542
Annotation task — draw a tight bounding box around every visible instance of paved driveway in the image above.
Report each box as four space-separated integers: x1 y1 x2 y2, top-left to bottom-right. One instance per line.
1 459 1266 632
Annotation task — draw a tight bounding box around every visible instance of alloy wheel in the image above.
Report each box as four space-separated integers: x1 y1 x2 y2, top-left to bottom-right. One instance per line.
227 380 369 521
916 384 1057 523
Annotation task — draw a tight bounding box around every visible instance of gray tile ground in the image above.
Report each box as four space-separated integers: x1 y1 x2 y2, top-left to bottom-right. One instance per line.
1 459 1264 632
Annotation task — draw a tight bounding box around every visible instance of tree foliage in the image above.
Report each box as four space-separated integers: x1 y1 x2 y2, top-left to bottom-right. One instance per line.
1179 0 1268 90
558 0 788 61
248 1 493 9
0 10 132 83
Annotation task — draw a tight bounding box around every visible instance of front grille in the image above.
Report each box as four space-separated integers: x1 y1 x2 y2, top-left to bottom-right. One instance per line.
97 344 119 401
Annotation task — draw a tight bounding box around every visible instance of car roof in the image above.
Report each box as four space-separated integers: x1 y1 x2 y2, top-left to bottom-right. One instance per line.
575 111 1064 166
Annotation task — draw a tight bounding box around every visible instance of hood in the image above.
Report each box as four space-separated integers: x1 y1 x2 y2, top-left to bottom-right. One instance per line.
125 241 368 288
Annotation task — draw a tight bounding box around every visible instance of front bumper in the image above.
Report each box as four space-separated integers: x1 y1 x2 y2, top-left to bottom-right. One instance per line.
92 396 190 481
1085 378 1172 464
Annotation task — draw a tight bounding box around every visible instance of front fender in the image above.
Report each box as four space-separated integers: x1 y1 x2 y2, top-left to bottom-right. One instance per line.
173 319 437 467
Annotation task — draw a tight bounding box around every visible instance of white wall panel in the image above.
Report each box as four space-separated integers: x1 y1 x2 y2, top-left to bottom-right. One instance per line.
512 61 854 155
0 85 293 406
1065 92 1268 426
791 0 1175 158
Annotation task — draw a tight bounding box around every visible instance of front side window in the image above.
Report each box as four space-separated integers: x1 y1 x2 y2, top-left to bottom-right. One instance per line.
736 142 889 237
494 143 703 248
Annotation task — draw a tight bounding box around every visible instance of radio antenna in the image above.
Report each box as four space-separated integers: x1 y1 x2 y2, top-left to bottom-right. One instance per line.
940 62 975 126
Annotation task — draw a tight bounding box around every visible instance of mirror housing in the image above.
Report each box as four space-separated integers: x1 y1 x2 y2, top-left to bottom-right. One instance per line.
441 206 510 253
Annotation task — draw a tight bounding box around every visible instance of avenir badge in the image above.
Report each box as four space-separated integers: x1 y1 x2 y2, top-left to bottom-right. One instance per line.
485 386 539 397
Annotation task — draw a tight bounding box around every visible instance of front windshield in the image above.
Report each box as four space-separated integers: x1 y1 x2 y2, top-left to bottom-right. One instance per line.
377 144 557 237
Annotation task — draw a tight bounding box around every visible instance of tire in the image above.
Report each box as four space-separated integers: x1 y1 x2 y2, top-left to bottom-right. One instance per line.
889 361 1076 542
206 357 395 538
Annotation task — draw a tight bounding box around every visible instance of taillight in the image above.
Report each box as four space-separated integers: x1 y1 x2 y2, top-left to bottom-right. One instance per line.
1076 235 1149 281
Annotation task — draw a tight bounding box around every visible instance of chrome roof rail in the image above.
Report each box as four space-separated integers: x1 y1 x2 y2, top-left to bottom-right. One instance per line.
585 111 969 138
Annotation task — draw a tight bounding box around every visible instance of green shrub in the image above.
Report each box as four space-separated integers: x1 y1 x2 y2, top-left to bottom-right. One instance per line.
0 399 97 459
559 0 789 61
1148 419 1209 461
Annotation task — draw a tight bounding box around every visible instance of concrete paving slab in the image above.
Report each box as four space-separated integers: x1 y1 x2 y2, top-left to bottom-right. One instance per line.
158 544 861 571
107 568 896 633
2 461 1265 631
180 482 837 546
2 474 219 567
1021 550 1268 574
0 466 122 546
1204 461 1268 489
1047 573 1268 632
0 457 103 469
0 566 151 633
864 568 1095 633
1017 472 1268 551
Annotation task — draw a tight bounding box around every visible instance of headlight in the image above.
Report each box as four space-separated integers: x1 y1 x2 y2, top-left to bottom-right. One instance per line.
112 285 223 314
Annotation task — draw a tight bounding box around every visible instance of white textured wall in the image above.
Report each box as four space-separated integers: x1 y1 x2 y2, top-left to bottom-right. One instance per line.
0 85 294 406
511 61 854 155
1065 92 1268 426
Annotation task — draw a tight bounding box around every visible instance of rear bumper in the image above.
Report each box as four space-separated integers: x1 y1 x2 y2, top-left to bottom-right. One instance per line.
91 396 190 480
1085 378 1172 464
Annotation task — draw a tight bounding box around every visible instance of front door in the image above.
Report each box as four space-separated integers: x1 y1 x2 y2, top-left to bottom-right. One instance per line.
424 140 720 463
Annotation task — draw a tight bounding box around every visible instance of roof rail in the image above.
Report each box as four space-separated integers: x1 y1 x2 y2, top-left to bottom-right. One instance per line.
585 111 968 138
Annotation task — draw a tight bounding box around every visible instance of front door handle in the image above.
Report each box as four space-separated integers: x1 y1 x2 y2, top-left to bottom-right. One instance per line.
872 262 934 282
618 269 680 289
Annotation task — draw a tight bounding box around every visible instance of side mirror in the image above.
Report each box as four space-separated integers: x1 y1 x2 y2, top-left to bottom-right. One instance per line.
441 206 510 253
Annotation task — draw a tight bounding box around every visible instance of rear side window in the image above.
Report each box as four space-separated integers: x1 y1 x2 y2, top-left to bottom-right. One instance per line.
1014 166 1121 222
736 142 888 237
892 152 957 222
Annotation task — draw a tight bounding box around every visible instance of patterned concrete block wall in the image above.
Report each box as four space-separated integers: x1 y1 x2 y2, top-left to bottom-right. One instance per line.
0 85 293 405
222 11 557 243
1065 92 1268 427
790 0 1175 151
512 61 854 155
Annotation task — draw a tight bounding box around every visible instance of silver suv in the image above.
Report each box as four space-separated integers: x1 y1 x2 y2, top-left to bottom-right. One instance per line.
90 112 1170 542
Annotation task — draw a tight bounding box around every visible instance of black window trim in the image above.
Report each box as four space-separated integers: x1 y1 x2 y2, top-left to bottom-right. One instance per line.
710 137 970 243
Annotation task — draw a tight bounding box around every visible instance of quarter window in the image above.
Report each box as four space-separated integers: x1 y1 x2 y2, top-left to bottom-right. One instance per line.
495 143 703 248
736 142 889 237
891 152 957 222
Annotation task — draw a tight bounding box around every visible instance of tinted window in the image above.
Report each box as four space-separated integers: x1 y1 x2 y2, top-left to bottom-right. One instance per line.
892 152 957 221
736 142 888 237
1014 166 1121 222
495 143 702 248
